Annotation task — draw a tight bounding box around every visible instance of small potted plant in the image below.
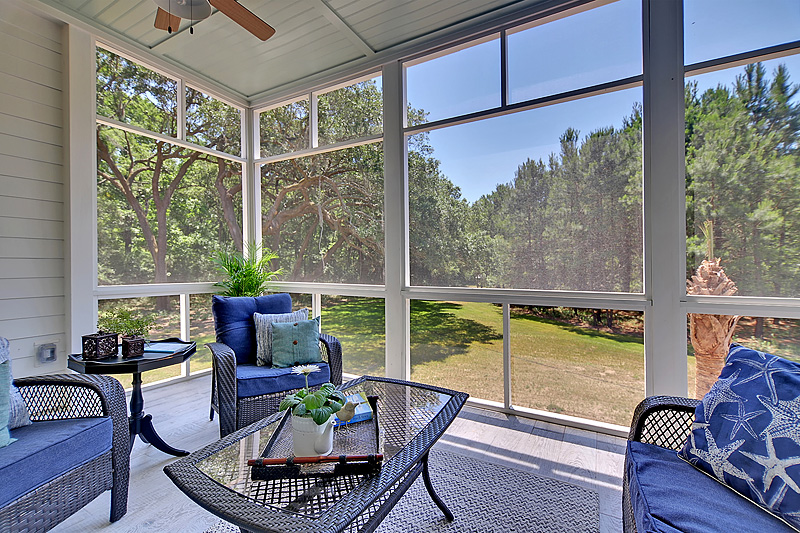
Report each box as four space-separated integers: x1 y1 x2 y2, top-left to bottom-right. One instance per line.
279 365 346 456
97 308 158 359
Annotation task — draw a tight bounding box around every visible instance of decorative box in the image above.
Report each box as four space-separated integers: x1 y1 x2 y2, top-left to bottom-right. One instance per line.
122 337 145 359
81 332 118 360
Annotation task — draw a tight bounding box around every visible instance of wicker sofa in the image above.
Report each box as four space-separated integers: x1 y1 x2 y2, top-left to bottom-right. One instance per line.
208 293 343 438
623 395 796 533
0 374 130 532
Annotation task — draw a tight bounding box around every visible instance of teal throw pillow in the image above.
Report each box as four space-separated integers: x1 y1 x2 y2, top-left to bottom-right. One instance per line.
270 317 323 368
253 308 308 366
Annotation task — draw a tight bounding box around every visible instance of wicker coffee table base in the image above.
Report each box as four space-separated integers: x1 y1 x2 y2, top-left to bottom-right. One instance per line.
166 376 469 533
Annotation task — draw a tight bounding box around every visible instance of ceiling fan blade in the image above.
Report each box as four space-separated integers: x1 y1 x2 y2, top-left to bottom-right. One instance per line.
208 0 276 41
154 7 181 31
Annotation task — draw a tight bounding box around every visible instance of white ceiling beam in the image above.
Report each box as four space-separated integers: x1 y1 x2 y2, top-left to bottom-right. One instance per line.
306 0 375 57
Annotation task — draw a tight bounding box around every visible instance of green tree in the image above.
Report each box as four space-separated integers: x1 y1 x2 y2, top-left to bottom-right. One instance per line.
408 132 472 286
259 81 385 283
686 63 800 297
96 48 242 286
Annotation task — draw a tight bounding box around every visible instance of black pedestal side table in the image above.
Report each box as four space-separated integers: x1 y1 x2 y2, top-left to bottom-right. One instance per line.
68 338 196 457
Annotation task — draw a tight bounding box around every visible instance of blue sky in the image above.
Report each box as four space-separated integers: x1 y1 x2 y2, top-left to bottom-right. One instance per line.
405 0 800 203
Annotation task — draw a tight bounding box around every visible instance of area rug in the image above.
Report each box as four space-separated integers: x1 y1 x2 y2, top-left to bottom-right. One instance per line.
205 449 599 532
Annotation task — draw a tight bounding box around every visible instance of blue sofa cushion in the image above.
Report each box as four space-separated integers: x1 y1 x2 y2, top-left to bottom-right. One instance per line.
679 345 800 529
212 294 293 365
236 362 331 398
0 417 112 507
627 440 796 532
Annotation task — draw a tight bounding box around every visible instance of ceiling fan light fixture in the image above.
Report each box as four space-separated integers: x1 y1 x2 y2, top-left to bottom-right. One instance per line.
152 0 212 21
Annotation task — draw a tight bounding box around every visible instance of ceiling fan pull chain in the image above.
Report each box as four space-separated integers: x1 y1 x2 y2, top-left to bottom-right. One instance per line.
167 0 172 33
190 1 194 34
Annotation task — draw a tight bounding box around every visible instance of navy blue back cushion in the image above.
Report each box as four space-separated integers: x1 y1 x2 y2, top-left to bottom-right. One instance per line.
212 294 292 365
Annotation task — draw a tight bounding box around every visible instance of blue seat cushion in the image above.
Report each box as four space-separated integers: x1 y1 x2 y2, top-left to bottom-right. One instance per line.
626 440 795 532
0 417 112 507
236 362 331 398
212 293 293 365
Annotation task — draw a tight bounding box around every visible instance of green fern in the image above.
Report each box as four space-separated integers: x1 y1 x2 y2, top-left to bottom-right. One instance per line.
212 241 283 297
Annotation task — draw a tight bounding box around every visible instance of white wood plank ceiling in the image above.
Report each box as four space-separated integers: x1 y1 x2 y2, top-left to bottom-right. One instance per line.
35 0 554 103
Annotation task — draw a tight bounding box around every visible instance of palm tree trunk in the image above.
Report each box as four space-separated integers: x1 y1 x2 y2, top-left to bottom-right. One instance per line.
690 313 740 398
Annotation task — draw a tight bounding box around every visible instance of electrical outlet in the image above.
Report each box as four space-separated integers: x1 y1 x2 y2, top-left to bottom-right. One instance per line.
35 342 58 366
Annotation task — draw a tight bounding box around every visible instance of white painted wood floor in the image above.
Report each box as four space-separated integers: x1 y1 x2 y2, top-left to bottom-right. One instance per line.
52 373 625 533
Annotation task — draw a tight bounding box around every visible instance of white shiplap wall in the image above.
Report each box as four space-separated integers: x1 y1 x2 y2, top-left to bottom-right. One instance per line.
0 1 66 377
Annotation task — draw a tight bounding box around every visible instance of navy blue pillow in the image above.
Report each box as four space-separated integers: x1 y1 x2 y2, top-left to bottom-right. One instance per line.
211 294 292 365
679 345 800 529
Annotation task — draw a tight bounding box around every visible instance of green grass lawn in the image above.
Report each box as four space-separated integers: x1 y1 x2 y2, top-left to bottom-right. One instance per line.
407 301 644 426
315 298 646 426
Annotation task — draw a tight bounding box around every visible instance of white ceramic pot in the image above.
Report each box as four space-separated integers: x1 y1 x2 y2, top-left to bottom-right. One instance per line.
291 414 335 457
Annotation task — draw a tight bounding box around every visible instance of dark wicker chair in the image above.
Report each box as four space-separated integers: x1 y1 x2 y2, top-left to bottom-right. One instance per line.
208 294 343 438
209 336 343 437
0 373 130 532
622 395 699 533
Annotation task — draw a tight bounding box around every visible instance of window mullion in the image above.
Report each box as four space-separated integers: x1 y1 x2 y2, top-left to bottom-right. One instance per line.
642 0 686 397
243 106 261 248
310 92 319 149
177 79 186 141
500 29 508 108
383 60 410 380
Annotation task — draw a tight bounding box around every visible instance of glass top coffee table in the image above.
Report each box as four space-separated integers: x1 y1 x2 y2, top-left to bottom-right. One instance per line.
164 376 468 533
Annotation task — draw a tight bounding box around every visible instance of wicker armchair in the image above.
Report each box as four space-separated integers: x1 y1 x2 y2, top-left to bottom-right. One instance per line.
0 373 130 532
208 294 343 438
622 395 699 533
209 335 343 437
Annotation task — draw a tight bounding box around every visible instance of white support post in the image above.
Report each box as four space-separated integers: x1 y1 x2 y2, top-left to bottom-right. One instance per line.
177 79 186 141
642 0 687 396
243 107 261 249
503 303 511 408
310 92 319 149
383 61 411 380
312 293 322 318
64 25 98 358
179 293 190 376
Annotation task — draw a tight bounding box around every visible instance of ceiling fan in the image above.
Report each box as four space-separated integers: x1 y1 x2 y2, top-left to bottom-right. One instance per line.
152 0 275 41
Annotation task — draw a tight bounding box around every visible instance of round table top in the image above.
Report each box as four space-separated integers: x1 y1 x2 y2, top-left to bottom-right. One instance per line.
68 338 196 375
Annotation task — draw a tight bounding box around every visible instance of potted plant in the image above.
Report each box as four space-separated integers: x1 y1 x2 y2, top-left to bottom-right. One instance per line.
212 241 283 297
279 365 346 456
97 308 158 359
